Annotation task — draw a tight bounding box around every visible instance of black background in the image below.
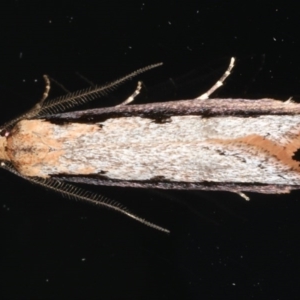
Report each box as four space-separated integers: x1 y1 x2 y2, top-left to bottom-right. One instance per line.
1 1 300 299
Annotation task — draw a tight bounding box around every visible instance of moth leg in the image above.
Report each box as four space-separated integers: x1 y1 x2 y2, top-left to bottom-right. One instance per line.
236 191 250 201
0 75 51 133
117 81 143 106
23 75 52 118
196 57 235 100
285 97 294 104
32 75 51 109
39 75 51 104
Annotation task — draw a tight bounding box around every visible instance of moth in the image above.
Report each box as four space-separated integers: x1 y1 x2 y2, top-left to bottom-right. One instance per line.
1 58 300 233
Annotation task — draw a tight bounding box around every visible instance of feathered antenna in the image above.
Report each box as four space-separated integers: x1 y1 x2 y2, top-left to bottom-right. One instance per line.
0 63 169 233
0 161 170 233
1 63 162 132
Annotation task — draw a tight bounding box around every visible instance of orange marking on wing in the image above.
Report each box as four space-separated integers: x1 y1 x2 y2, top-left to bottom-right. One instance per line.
212 133 300 172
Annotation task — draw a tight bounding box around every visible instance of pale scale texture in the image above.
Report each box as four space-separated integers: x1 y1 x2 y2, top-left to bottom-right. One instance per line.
4 115 300 185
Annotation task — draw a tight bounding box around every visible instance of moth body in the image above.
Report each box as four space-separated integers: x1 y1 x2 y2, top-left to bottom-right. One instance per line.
2 105 300 189
2 57 299 233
